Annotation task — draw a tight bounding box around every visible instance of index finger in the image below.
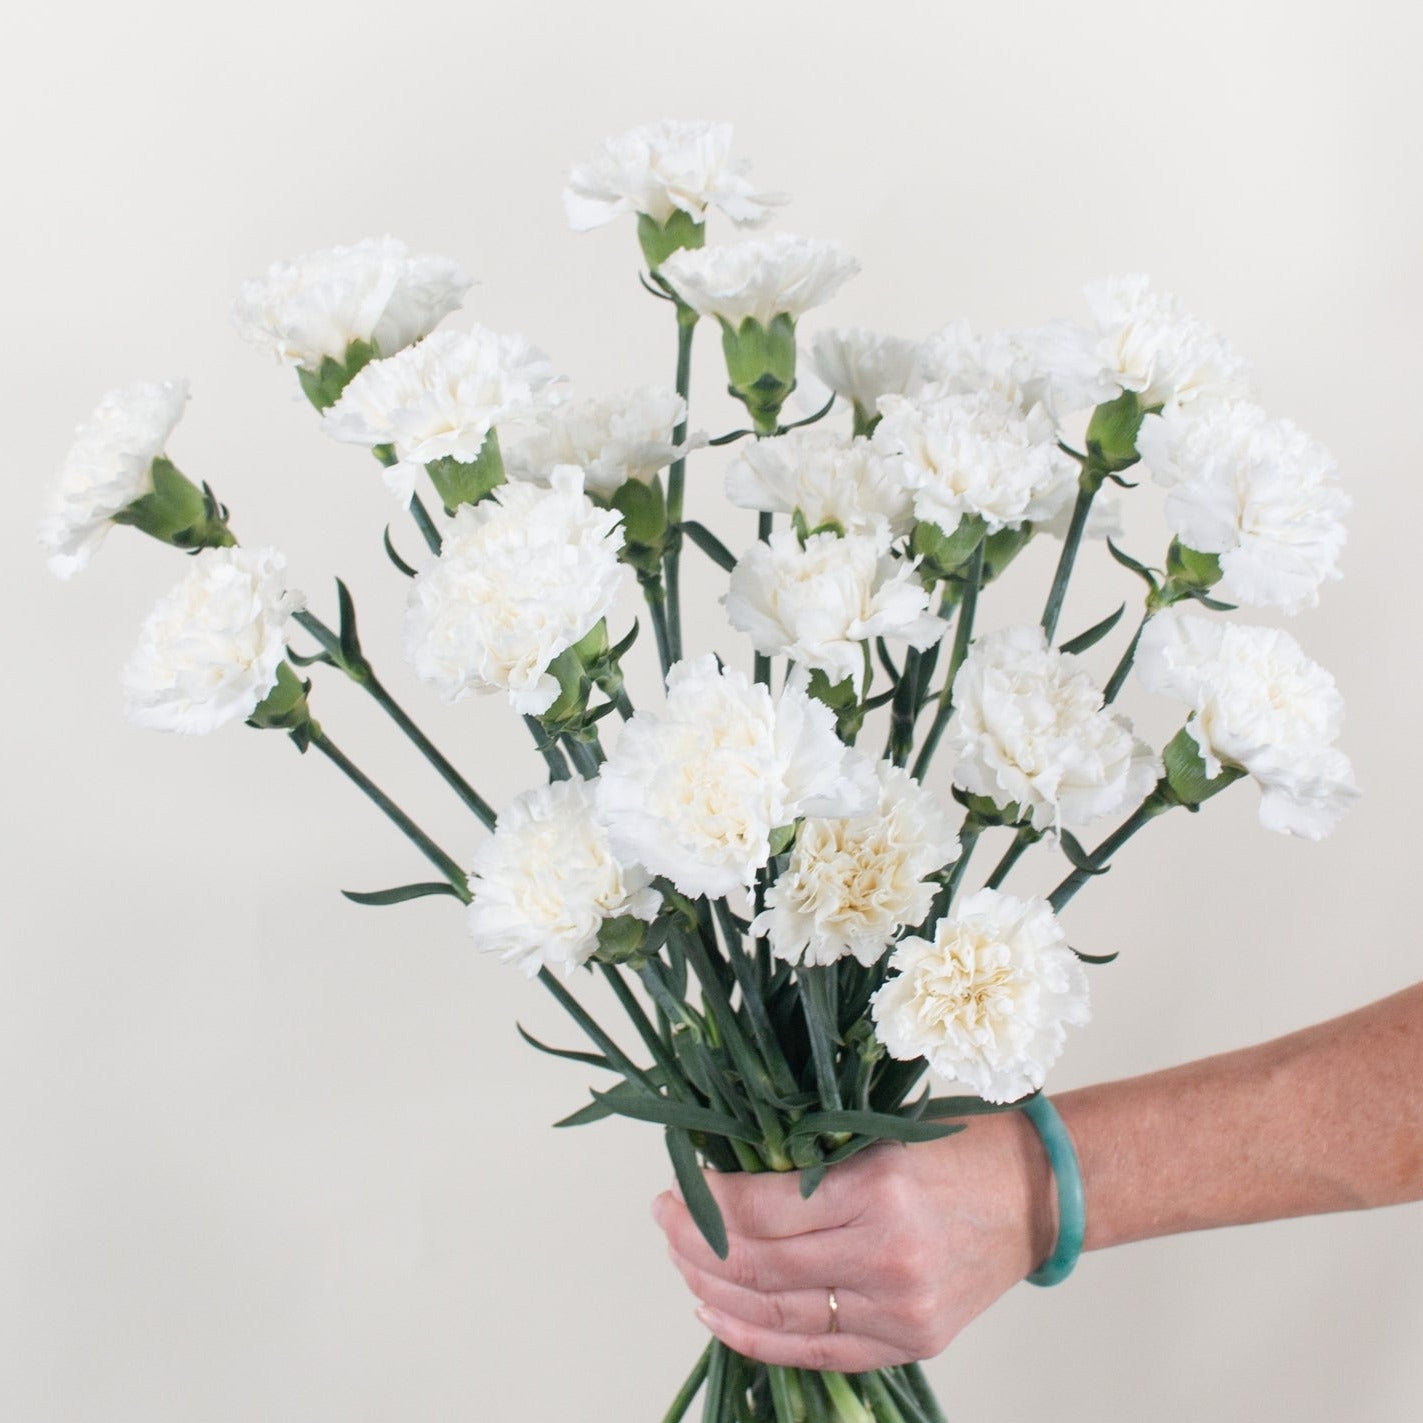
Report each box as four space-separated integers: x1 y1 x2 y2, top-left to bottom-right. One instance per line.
694 1163 864 1240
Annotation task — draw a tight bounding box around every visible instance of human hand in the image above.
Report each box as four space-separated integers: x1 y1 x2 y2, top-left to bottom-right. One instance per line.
650 1111 1056 1371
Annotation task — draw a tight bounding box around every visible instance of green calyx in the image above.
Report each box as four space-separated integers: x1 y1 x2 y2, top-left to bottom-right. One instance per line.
806 668 864 742
246 661 319 749
297 338 380 412
425 429 507 514
1158 725 1245 810
593 913 650 968
1085 390 1148 473
111 456 236 554
911 515 986 585
610 475 671 582
720 313 797 432
637 210 706 273
536 619 635 738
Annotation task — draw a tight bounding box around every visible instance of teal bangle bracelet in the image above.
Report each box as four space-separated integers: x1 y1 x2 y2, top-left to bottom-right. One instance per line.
1019 1093 1085 1286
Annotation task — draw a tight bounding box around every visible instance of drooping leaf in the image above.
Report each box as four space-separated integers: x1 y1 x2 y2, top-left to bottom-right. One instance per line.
590 1087 761 1143
382 526 419 578
1058 829 1110 876
681 520 738 572
789 1110 968 1144
1073 946 1121 965
1060 603 1126 657
516 1023 615 1072
666 1127 729 1259
340 881 463 907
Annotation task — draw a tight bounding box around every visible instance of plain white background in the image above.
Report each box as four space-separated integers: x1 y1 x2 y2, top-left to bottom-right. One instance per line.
5 1 1421 1418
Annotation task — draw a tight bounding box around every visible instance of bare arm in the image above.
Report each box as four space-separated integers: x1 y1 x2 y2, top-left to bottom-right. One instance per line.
652 983 1423 1371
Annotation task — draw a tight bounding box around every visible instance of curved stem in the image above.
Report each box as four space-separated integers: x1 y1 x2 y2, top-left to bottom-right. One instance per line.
911 540 985 782
307 728 470 899
663 315 697 668
1048 799 1166 913
1041 480 1096 644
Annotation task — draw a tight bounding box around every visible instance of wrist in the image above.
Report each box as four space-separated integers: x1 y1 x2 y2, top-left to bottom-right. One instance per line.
989 1105 1060 1281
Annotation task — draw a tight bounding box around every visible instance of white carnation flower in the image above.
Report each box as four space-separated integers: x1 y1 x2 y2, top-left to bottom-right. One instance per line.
467 778 660 981
230 236 471 371
914 319 1057 417
724 529 943 686
871 888 1090 1104
1135 610 1359 838
564 119 783 232
596 655 875 899
322 327 558 504
724 427 915 540
123 546 304 735
874 392 1078 535
948 625 1161 832
1036 273 1253 414
1137 402 1348 614
40 379 189 579
502 386 686 500
659 235 859 327
754 762 960 967
807 327 921 418
403 467 624 715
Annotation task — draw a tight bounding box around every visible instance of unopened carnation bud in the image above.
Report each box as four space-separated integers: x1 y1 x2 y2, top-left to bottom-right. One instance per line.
638 210 706 273
246 661 319 748
721 314 799 431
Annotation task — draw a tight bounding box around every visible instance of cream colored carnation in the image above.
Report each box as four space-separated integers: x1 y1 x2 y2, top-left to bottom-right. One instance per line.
723 528 943 686
502 386 687 500
1138 401 1348 614
123 546 304 734
874 391 1077 534
871 888 1090 1103
230 236 470 371
564 119 782 231
41 379 189 579
724 427 914 540
323 326 558 505
754 762 959 967
948 625 1161 832
659 235 859 327
595 656 875 899
467 778 660 980
403 467 624 715
807 327 921 417
1135 610 1359 838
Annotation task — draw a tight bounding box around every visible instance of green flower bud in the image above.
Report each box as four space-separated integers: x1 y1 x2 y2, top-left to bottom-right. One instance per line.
111 456 236 554
719 313 798 432
1085 390 1147 473
246 661 319 749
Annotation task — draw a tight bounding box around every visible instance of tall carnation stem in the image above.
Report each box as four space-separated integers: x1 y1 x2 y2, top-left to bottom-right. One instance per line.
293 609 496 829
911 540 986 782
1047 797 1169 913
1041 478 1096 644
663 313 697 667
306 727 471 898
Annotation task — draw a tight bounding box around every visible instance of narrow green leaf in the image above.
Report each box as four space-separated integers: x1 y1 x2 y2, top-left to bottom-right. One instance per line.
516 1022 614 1071
340 881 463 906
799 1164 829 1199
918 1093 1032 1117
1106 540 1161 589
1073 946 1121 965
789 1109 967 1144
335 578 362 664
382 526 419 578
1060 602 1126 656
666 1127 728 1259
591 1088 761 1143
1058 829 1110 876
553 1097 617 1129
681 520 738 572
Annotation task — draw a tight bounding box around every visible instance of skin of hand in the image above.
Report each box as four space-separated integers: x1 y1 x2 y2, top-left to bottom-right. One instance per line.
651 983 1423 1370
649 1109 1056 1372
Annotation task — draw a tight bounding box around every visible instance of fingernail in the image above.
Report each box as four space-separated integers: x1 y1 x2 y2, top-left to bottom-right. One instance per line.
650 1196 667 1226
695 1304 718 1329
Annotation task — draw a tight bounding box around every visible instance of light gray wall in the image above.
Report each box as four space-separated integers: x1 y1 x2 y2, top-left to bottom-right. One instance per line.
5 1 1419 1418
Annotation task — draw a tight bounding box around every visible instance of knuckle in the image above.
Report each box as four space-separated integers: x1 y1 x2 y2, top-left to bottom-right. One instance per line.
727 1246 760 1291
800 1337 835 1372
761 1292 788 1333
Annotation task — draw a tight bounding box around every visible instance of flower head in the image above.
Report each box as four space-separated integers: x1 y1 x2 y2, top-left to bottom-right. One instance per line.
403 467 624 715
755 762 960 967
871 888 1090 1103
1135 610 1359 838
564 119 782 232
724 427 914 540
322 326 557 504
874 391 1077 535
1138 401 1348 614
40 379 190 579
595 656 874 899
948 625 1161 832
915 320 1056 417
659 235 859 327
502 386 686 500
230 236 470 371
467 778 660 981
123 546 304 734
1035 274 1253 414
724 528 943 686
807 327 921 421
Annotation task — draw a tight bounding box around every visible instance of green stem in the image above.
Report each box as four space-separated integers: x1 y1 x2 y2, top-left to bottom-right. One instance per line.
753 510 774 686
598 963 684 1092
712 902 799 1100
1041 479 1096 644
911 540 985 782
1047 798 1166 913
820 1372 872 1423
662 1343 713 1423
984 828 1034 891
664 315 697 669
408 491 442 555
800 968 844 1112
1103 612 1150 705
902 1365 947 1423
293 610 496 828
307 728 470 899
536 967 657 1092
645 578 675 678
703 1338 730 1423
886 648 922 768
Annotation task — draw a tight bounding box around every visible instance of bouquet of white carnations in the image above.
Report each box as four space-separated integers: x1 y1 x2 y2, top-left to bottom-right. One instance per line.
42 120 1358 1422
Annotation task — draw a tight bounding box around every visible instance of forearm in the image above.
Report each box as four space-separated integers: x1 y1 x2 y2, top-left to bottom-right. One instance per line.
1053 982 1423 1252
